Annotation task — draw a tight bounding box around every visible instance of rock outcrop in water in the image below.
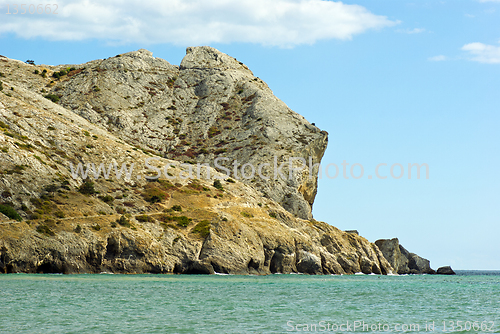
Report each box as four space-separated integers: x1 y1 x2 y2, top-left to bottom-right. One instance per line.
0 49 396 275
375 238 435 274
437 266 456 275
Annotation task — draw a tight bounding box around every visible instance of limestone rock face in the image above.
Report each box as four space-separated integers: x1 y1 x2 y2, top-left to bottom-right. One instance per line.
375 238 434 274
47 46 327 220
0 52 392 275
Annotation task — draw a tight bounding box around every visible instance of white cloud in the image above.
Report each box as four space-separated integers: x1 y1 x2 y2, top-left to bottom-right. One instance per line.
461 42 500 64
397 28 426 34
428 55 447 62
0 0 398 47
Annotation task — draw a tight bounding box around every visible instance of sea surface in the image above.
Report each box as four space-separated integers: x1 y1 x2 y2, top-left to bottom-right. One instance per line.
0 271 498 333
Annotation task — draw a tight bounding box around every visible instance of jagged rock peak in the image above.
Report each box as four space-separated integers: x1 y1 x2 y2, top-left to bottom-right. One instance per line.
181 46 253 73
125 49 154 58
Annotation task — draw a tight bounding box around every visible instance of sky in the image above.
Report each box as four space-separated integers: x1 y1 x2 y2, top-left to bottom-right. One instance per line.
1 0 499 270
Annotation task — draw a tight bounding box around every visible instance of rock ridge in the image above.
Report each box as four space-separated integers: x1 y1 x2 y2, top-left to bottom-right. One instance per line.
46 46 327 220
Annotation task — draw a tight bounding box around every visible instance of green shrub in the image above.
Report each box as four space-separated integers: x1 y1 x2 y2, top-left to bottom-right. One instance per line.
60 180 71 190
91 224 101 231
191 220 211 238
159 215 191 227
0 204 22 221
43 184 59 193
54 211 65 218
52 70 67 79
43 94 60 103
241 212 253 218
171 205 182 212
30 197 53 215
99 195 114 203
173 216 191 227
226 178 235 183
142 184 168 203
36 224 55 236
74 224 82 233
116 215 130 228
213 180 224 191
78 180 96 195
116 206 126 214
0 82 3 91
135 215 151 222
269 212 277 218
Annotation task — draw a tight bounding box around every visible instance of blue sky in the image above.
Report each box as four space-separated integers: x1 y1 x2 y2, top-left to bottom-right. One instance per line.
1 0 499 270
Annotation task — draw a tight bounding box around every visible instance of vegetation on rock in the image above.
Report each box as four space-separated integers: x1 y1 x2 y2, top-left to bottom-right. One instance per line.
0 204 22 221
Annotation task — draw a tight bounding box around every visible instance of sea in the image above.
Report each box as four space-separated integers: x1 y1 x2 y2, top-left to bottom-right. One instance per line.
0 271 498 333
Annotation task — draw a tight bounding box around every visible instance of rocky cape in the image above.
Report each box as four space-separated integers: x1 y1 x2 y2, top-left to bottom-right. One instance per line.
375 238 435 274
0 48 436 275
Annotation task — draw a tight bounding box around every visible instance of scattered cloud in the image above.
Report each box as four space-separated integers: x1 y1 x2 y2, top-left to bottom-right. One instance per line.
461 42 500 64
0 0 399 47
428 55 447 62
397 28 426 34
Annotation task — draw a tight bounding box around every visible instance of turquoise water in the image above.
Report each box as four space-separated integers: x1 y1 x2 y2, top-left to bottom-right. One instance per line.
0 272 499 333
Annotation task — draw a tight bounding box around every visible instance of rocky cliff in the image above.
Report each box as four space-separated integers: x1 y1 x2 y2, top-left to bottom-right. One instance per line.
0 49 397 275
